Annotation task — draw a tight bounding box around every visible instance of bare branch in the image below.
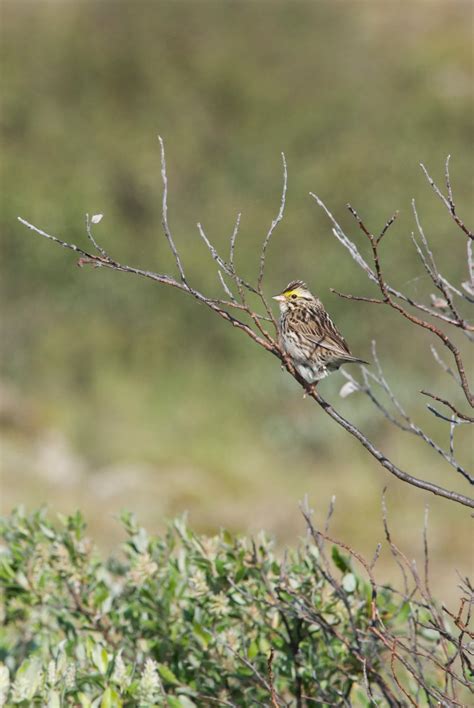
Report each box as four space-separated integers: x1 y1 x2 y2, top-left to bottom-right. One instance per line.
85 213 109 259
313 195 473 330
330 289 385 304
298 501 472 705
467 240 474 284
305 383 474 506
196 224 275 342
346 342 473 484
343 203 473 405
411 199 466 325
378 210 399 243
430 345 462 386
18 217 106 262
197 221 258 295
420 158 473 240
217 270 237 302
17 218 278 358
17 146 474 509
217 637 285 706
420 390 474 423
449 419 456 458
257 151 287 291
309 193 377 281
445 154 454 206
256 152 287 334
158 135 189 285
229 212 241 271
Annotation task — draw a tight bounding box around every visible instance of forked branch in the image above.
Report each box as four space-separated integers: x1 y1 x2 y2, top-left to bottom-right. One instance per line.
420 155 473 240
17 141 474 508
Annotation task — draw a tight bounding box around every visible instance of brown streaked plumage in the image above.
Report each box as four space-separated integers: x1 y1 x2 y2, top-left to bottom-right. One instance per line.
273 281 368 383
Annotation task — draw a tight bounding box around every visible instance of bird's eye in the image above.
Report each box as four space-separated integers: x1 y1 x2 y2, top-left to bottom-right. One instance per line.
291 294 297 299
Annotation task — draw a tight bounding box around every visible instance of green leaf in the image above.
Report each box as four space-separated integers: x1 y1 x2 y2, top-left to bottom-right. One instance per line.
397 601 411 622
215 559 226 575
355 688 371 707
92 645 110 675
15 570 30 590
248 640 258 659
222 529 233 545
331 546 351 573
342 573 357 593
176 697 197 708
157 663 180 685
234 566 246 583
0 558 16 580
100 687 122 708
421 627 440 641
14 657 42 699
193 622 212 648
132 526 149 554
168 699 197 708
40 523 57 539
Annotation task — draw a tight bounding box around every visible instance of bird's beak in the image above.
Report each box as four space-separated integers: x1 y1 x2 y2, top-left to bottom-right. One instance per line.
272 294 285 302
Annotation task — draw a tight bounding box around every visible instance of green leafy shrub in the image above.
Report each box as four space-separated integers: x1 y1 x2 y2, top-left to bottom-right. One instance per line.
0 508 470 706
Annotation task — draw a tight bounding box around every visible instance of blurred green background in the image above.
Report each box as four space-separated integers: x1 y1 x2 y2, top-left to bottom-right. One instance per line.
1 1 472 600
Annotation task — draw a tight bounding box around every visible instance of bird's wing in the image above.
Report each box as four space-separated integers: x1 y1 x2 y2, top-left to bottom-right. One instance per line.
299 312 354 359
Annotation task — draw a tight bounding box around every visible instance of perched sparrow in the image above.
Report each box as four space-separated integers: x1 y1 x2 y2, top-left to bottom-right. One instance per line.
273 280 368 383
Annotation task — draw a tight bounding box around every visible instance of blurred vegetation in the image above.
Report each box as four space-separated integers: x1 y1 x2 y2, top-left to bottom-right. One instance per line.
0 1 472 600
2 508 470 705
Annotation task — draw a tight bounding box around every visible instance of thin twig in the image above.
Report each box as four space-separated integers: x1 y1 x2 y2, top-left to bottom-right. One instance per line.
330 289 385 305
218 270 237 302
378 211 399 243
257 152 287 333
18 147 474 509
312 194 473 330
420 158 473 240
220 639 285 706
267 649 279 708
411 199 464 324
257 151 287 291
17 218 278 354
85 213 109 259
430 346 462 386
346 203 473 405
229 212 241 271
158 135 189 285
348 344 473 483
420 390 474 423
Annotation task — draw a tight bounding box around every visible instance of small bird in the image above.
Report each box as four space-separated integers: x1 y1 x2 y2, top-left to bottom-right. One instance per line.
273 280 368 384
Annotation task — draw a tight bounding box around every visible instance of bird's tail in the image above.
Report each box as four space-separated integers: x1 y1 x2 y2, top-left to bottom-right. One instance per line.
344 355 369 366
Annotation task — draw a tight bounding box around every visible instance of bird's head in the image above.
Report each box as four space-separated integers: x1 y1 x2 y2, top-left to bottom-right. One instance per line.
273 280 314 311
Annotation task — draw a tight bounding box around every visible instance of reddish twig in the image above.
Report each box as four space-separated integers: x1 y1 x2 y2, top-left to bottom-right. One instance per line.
420 390 474 423
346 203 473 406
420 157 473 240
267 649 279 708
17 146 474 509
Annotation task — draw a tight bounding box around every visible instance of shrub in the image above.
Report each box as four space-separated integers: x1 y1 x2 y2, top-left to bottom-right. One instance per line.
0 507 470 706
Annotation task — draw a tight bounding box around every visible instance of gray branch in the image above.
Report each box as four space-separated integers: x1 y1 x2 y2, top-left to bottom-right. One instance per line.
17 144 474 509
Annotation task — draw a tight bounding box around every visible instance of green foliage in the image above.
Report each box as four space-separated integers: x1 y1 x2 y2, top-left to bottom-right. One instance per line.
1 508 467 706
1 0 472 573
